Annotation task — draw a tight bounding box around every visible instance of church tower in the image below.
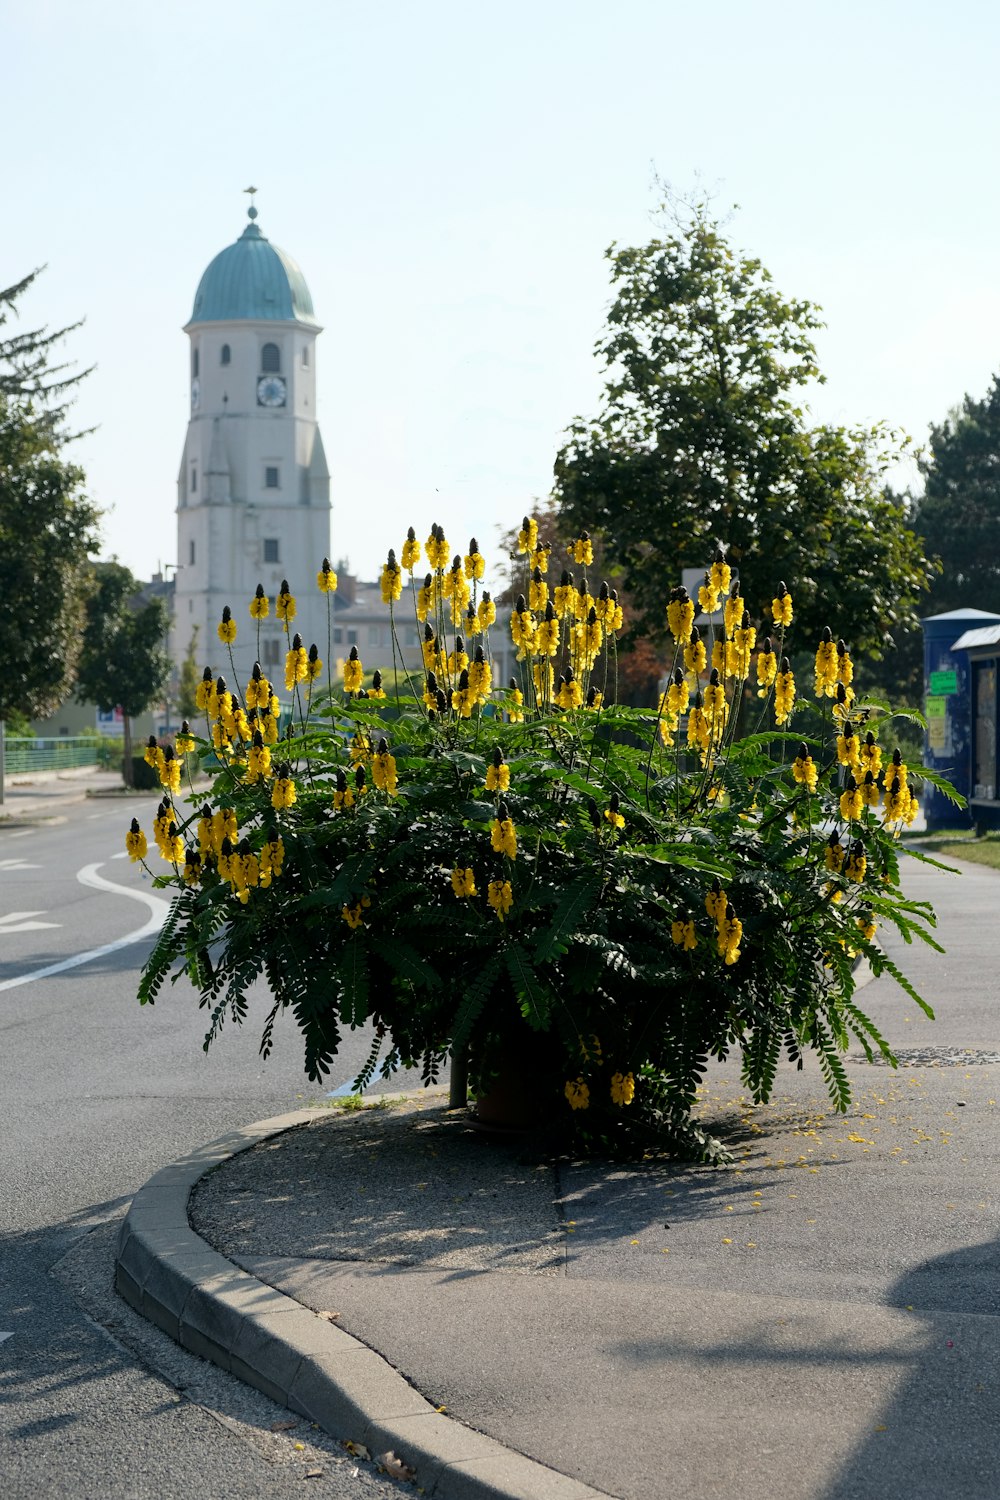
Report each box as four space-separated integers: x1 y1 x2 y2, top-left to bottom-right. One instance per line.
175 196 331 690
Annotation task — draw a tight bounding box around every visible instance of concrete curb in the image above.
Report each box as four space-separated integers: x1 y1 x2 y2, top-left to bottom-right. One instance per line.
115 1109 610 1500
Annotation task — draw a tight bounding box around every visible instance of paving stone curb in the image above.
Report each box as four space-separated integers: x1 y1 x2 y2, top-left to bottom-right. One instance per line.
115 1108 610 1500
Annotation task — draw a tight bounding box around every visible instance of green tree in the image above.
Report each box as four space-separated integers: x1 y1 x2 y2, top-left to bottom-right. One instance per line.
0 392 101 721
1 268 93 434
913 379 1000 614
75 563 170 785
552 193 931 667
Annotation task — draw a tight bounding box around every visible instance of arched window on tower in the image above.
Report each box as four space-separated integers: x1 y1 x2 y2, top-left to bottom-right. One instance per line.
192 347 200 378
220 343 231 366
261 343 281 373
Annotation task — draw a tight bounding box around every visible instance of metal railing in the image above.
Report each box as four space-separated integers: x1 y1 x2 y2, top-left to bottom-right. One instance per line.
2 737 108 774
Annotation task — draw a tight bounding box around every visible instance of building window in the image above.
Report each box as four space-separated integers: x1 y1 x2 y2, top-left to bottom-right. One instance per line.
189 539 195 565
192 347 199 378
302 346 309 367
263 538 280 564
221 343 231 365
265 466 280 489
333 627 343 644
261 342 281 373
190 466 197 493
347 629 358 646
368 625 382 647
262 637 281 667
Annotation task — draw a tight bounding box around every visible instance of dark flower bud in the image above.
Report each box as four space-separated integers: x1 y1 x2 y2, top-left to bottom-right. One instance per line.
252 661 263 681
202 666 213 682
436 689 448 714
308 643 319 663
469 537 479 554
372 669 383 691
673 666 684 685
424 621 435 641
474 645 485 663
516 594 526 612
355 765 367 790
492 746 504 767
821 626 833 643
216 676 226 694
146 734 157 749
292 633 303 650
377 737 389 754
348 646 359 662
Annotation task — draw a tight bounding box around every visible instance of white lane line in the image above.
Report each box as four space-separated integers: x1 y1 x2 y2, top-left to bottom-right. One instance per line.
0 912 60 933
0 858 41 872
0 862 171 993
0 1331 12 1345
7 829 33 839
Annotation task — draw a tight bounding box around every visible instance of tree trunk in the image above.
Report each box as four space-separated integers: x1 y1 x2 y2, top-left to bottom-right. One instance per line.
121 715 133 787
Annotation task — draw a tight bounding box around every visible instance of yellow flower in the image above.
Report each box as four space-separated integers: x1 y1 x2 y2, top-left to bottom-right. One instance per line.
125 819 147 862
464 537 485 580
774 661 796 724
564 1076 590 1111
380 550 403 604
723 585 744 640
485 750 510 794
610 1071 635 1107
666 588 695 644
840 776 863 822
477 592 496 632
717 910 743 965
276 580 297 627
857 910 877 942
859 733 882 779
604 793 625 830
249 584 270 620
285 636 309 690
844 843 867 883
771 583 793 627
195 667 214 711
451 866 477 898
246 733 272 784
487 877 513 921
528 569 549 613
217 606 237 644
709 553 731 597
159 747 182 794
491 812 517 859
343 647 364 694
571 532 594 567
342 900 367 929
183 849 202 887
317 557 338 592
517 515 538 555
175 722 195 755
507 680 524 723
468 651 492 704
271 765 297 810
425 522 450 569
814 627 838 697
332 770 355 810
755 642 777 695
143 736 164 772
705 884 728 922
532 542 551 575
556 672 583 710
671 916 697 950
684 633 707 676
824 832 845 874
400 529 421 572
792 747 818 793
259 834 284 886
372 740 398 796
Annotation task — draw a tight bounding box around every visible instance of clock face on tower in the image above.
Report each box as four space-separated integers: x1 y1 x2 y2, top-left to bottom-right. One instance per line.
257 375 287 408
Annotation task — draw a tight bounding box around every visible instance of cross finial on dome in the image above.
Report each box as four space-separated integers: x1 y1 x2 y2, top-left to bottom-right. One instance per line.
244 185 258 221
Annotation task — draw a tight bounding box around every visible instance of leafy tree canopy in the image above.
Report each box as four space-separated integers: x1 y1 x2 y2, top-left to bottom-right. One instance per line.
76 562 171 719
552 191 931 664
1 268 93 437
0 392 101 720
914 376 1000 615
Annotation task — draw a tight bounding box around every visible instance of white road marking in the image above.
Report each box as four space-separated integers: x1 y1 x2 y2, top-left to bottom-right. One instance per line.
0 1331 12 1345
0 862 171 993
7 829 33 839
0 858 41 872
0 912 60 933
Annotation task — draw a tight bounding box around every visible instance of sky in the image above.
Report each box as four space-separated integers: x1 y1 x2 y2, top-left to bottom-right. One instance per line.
5 0 1000 588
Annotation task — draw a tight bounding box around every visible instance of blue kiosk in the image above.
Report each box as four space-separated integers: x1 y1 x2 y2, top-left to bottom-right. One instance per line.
921 608 1000 830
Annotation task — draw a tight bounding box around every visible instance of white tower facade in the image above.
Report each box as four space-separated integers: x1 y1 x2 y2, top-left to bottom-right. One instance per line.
175 203 331 691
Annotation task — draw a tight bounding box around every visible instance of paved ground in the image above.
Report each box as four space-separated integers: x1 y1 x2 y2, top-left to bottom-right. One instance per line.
177 850 1000 1500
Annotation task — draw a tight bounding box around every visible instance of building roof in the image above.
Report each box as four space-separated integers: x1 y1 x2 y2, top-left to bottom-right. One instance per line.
951 623 1000 651
188 211 318 327
922 607 1000 622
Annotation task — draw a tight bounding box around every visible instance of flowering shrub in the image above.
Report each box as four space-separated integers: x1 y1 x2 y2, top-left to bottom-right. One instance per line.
131 520 960 1158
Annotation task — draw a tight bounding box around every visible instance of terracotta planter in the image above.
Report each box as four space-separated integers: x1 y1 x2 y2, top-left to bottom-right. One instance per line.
470 1015 562 1134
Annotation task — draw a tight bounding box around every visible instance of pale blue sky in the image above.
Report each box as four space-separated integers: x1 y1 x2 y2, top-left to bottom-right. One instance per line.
5 0 1000 586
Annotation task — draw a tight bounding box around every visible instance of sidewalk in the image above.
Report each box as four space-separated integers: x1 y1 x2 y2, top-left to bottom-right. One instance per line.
0 765 133 820
116 851 1000 1500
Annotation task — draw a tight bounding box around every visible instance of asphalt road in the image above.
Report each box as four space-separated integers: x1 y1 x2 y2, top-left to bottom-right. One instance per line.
0 796 414 1499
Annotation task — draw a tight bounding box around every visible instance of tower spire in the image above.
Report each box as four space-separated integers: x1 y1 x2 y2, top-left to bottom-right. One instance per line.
243 184 258 221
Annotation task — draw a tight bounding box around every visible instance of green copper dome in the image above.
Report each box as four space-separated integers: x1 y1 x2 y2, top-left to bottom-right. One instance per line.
189 220 318 326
